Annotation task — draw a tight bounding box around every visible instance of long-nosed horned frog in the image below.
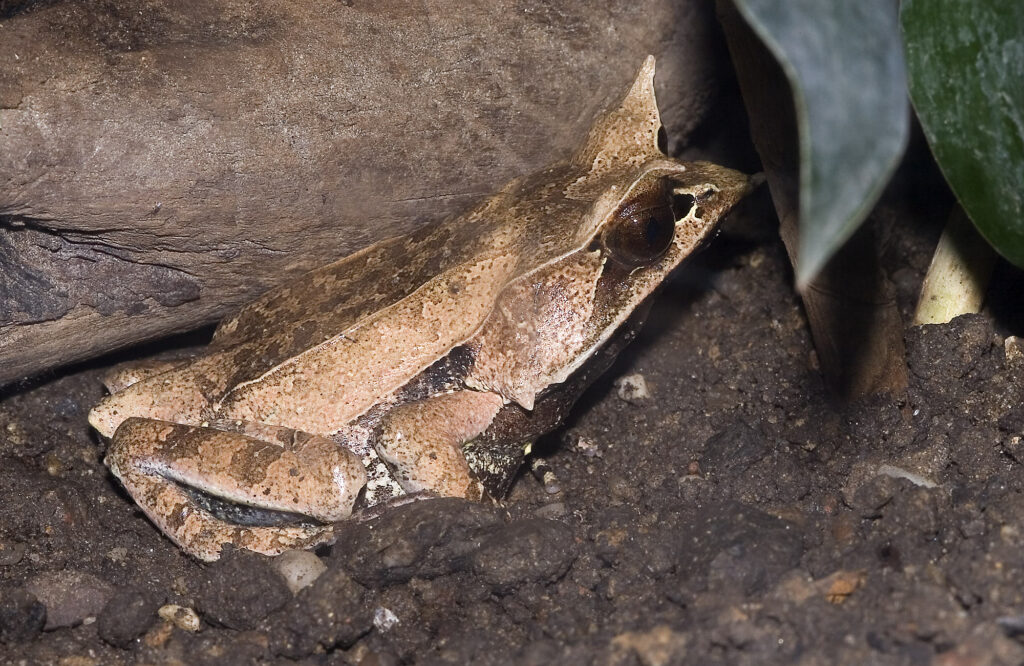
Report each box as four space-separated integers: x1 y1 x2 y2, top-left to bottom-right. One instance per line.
89 57 751 561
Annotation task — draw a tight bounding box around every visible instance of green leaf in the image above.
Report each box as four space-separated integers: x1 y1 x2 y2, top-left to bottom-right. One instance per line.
733 0 910 286
902 0 1024 268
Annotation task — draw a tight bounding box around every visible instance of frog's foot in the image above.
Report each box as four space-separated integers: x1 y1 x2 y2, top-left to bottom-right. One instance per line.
105 418 367 561
373 389 504 499
100 359 189 394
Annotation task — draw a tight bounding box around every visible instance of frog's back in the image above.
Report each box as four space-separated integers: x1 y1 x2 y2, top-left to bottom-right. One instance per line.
208 167 608 434
209 191 514 384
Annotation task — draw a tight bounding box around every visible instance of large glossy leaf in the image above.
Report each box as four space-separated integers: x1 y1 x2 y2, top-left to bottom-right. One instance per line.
733 0 909 285
902 1 1024 267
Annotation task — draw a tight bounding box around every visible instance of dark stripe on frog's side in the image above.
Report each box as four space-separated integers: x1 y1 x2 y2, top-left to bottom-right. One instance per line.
180 484 322 528
386 344 478 405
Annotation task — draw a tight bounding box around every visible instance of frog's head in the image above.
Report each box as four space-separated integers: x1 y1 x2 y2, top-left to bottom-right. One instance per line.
467 57 751 410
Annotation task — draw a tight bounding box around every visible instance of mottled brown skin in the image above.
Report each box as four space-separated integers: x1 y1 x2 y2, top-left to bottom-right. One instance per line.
89 57 751 561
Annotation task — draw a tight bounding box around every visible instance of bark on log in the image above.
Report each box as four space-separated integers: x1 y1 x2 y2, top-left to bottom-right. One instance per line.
0 0 726 385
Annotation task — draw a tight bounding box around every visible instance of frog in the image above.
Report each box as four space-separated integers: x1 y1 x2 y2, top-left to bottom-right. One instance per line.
88 57 751 561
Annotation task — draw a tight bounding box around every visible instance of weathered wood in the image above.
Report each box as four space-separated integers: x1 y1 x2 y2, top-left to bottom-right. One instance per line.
0 0 725 385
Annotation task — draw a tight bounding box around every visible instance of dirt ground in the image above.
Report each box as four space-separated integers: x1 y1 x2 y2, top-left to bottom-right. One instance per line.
4 155 1024 664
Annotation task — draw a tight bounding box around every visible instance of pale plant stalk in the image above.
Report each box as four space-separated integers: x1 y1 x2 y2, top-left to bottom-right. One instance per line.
913 206 996 325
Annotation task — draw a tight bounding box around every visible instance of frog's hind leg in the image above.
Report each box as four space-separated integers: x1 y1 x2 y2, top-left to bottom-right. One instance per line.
100 359 189 394
105 418 367 561
373 390 505 499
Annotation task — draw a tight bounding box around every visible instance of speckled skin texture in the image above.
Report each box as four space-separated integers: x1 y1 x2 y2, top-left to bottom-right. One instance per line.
88 58 750 561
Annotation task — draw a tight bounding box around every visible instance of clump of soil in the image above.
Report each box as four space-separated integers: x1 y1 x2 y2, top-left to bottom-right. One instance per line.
3 197 1024 665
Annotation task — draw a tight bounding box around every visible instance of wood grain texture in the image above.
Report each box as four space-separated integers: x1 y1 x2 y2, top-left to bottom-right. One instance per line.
0 0 725 384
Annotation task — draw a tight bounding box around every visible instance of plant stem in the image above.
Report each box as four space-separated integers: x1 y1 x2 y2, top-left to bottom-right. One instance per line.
913 206 995 325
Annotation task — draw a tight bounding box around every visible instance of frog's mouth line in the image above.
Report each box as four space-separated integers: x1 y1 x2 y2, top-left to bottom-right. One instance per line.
179 484 326 529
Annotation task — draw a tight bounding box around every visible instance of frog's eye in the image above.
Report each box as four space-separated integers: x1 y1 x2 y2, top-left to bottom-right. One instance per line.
603 183 677 268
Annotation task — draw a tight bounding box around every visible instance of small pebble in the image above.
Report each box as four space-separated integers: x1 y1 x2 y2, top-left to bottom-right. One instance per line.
1005 336 1024 364
877 464 937 488
614 373 650 403
158 604 200 632
44 453 64 477
571 434 601 458
373 607 399 632
357 649 400 666
274 550 327 593
106 547 129 563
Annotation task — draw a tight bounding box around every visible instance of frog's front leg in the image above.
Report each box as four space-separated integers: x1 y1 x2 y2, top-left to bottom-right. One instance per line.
106 418 367 561
374 390 505 500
